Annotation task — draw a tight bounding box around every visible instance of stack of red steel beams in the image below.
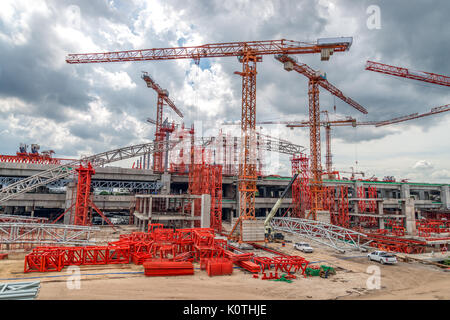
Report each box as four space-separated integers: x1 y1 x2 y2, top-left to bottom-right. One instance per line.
143 260 194 277
206 258 233 277
131 252 152 265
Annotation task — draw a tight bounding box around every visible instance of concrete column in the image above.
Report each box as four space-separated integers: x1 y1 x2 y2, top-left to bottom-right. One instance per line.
419 190 426 201
160 173 171 195
402 198 416 236
64 182 77 225
201 194 211 228
441 185 450 209
400 184 410 199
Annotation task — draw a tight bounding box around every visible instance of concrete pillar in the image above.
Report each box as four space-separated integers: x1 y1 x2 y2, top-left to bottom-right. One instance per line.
419 190 426 201
160 173 171 195
64 182 77 225
400 184 410 199
402 198 416 236
441 185 450 209
200 194 211 228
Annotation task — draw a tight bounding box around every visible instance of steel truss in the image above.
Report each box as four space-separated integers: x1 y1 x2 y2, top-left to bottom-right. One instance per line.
270 217 370 253
0 176 162 191
0 215 48 224
0 223 99 246
0 140 178 204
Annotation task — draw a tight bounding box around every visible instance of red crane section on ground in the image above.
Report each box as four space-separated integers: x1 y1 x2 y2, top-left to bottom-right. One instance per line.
365 60 450 87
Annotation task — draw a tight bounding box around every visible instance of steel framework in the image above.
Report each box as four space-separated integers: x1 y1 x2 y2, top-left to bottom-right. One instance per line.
270 217 369 253
66 37 352 243
142 72 183 172
0 215 48 224
0 223 99 248
0 176 162 192
275 54 367 221
0 140 178 205
338 186 350 228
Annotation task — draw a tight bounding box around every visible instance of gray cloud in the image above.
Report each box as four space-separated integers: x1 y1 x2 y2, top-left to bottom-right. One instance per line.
0 0 448 182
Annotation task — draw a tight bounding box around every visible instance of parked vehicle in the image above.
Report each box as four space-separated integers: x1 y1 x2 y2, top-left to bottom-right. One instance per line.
367 251 397 264
294 242 314 253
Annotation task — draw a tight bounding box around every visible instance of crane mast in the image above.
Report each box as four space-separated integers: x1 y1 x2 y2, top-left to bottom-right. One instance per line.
141 72 183 172
275 54 367 220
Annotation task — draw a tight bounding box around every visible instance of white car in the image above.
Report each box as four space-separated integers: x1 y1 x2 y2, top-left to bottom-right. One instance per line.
367 251 397 265
294 242 313 253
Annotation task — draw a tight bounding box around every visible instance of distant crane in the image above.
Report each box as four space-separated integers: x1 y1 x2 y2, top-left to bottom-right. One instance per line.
376 104 450 126
274 54 367 219
365 61 450 87
141 72 183 172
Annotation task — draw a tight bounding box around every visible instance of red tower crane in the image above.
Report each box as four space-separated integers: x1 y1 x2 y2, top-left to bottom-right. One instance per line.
274 54 367 219
365 61 450 87
141 72 183 172
66 37 354 242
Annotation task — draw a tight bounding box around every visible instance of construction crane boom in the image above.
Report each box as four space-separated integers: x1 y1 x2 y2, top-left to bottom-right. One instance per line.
365 61 450 87
66 38 353 64
141 72 183 118
276 55 368 114
376 104 450 126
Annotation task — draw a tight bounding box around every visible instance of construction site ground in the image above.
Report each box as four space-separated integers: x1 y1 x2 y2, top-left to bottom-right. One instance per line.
1 226 449 300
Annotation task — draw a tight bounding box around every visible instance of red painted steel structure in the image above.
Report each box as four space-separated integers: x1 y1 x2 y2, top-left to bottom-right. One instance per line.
365 61 450 87
66 38 353 243
338 186 349 228
290 155 302 218
275 55 367 221
210 165 223 233
73 163 95 226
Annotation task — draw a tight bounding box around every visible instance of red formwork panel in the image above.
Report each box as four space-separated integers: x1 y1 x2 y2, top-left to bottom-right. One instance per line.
0 253 8 260
143 261 194 277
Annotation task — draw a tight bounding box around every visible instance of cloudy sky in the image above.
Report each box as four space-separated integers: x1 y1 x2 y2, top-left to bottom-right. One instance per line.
0 0 449 182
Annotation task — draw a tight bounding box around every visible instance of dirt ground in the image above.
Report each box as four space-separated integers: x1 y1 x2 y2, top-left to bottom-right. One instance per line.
1 231 449 300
